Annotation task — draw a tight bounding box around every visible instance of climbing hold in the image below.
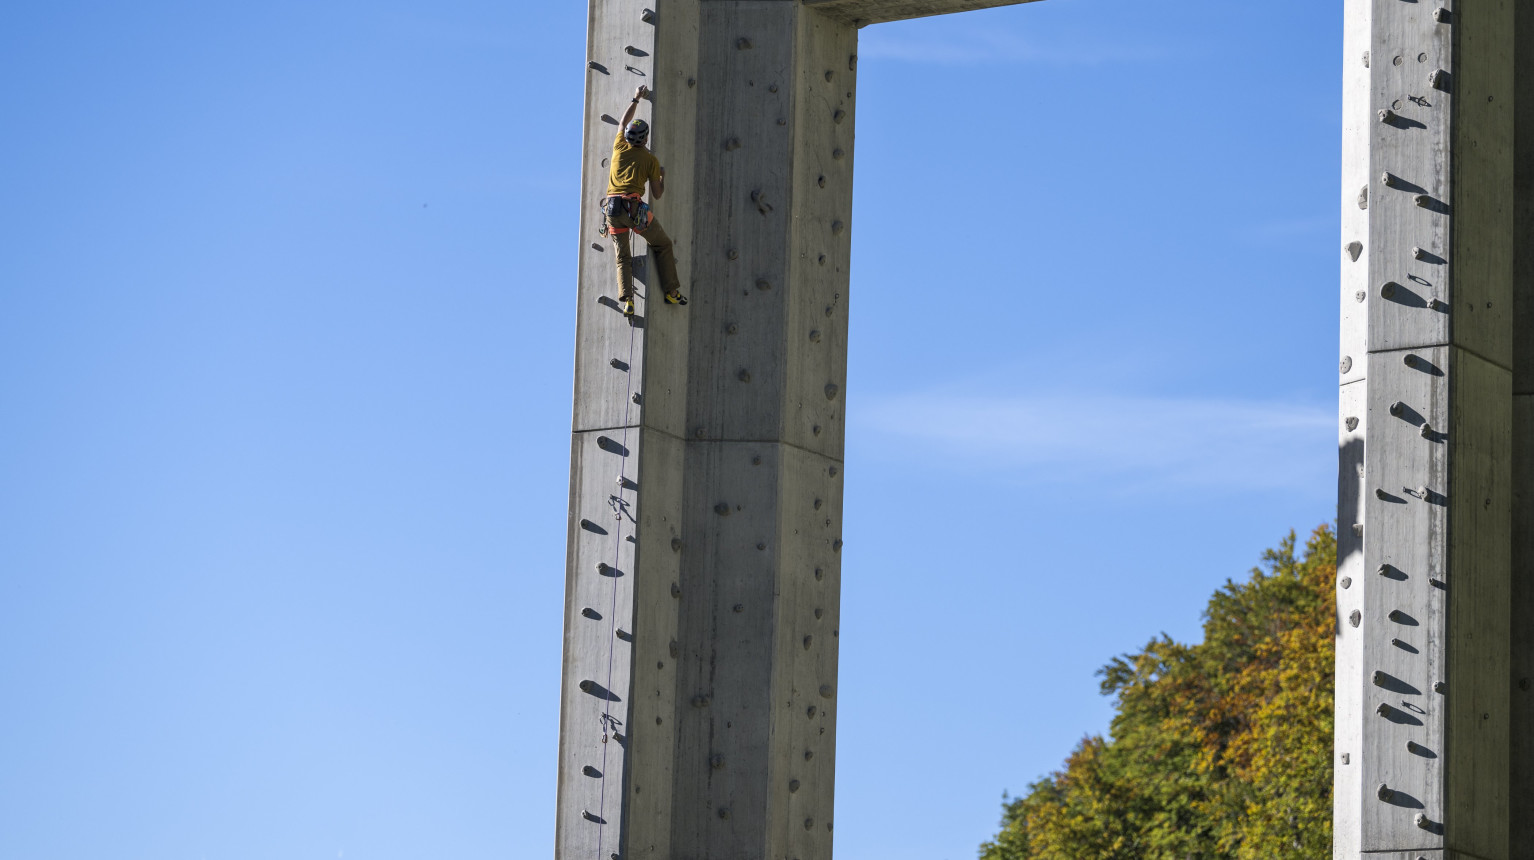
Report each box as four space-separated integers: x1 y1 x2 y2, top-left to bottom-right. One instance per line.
726 323 739 334
806 706 817 718
1377 564 1392 577
809 329 822 343
632 392 642 405
738 369 752 383
710 754 724 769
751 189 773 214
804 818 815 831
805 750 814 761
725 137 741 151
1345 241 1362 262
769 83 778 93
1427 69 1448 90
1378 108 1398 123
1421 423 1434 439
687 77 696 88
611 358 630 370
1373 671 1386 686
1412 246 1429 261
756 279 772 291
832 539 843 552
803 635 813 650
824 383 839 400
671 582 681 598
813 499 823 510
715 502 731 515
1358 185 1368 209
583 810 605 823
1389 609 1407 623
1377 783 1394 801
692 694 710 708
1340 356 1353 373
1375 489 1390 500
833 109 845 124
733 603 744 613
812 425 821 435
1349 610 1361 628
625 45 645 56
1415 813 1432 830
819 684 834 699
1339 577 1351 589
580 680 595 692
1381 283 1397 299
727 248 739 260
1390 401 1405 417
832 148 845 160
814 608 823 619
1435 681 1447 693
815 567 824 580
756 542 766 551
592 243 604 252
1413 194 1432 209
1433 7 1451 23
1362 51 1370 68
736 37 752 50
1381 171 1399 188
584 765 602 778
718 808 731 820
1404 354 1420 368
824 70 833 82
789 779 801 793
1345 417 1359 431
1355 290 1367 303
583 607 602 619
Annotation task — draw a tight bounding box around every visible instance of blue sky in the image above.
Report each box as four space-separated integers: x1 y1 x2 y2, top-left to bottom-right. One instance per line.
0 1 1341 858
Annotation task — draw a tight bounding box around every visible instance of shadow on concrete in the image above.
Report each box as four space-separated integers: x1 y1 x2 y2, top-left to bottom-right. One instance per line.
1375 671 1421 696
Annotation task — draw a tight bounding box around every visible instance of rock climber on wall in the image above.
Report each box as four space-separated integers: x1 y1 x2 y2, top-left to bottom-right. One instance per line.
601 85 686 317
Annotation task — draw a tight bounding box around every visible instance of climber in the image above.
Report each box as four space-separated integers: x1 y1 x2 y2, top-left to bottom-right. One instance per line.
602 85 685 317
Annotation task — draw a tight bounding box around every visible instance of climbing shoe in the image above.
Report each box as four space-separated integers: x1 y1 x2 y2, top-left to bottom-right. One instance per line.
620 297 636 317
664 291 688 306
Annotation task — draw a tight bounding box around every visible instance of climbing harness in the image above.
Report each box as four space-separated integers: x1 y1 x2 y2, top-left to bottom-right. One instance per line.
601 193 652 236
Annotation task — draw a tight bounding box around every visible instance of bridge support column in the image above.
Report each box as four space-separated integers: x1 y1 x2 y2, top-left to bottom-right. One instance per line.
1336 1 1522 857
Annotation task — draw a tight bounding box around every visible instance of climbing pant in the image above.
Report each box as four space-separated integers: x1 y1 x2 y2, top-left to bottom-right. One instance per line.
606 205 681 303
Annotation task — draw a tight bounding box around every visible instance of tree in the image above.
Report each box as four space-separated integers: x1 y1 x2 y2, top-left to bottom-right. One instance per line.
980 527 1336 860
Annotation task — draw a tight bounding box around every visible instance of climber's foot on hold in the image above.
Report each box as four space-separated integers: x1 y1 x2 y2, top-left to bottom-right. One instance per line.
664 291 687 306
621 297 636 317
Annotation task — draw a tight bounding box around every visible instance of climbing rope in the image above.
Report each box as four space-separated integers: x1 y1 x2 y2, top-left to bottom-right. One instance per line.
596 299 641 860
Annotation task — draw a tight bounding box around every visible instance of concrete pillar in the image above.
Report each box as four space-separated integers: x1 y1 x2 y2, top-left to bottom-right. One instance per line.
1335 1 1518 857
557 2 1037 857
1510 2 1534 855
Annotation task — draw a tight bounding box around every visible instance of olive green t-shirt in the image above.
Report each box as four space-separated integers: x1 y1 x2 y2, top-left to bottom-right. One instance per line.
607 132 660 197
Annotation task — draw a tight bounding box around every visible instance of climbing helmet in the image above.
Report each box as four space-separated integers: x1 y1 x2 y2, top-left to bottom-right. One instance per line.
624 119 649 145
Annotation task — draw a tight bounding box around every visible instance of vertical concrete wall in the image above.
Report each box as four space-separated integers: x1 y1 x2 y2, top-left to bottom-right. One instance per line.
1510 2 1534 855
559 2 857 857
1336 1 1517 857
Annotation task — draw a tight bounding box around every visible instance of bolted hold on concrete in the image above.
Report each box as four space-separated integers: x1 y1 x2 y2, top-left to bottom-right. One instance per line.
1378 564 1393 577
833 109 845 124
824 383 839 400
815 567 824 581
804 749 814 761
788 779 801 793
726 248 739 260
1373 671 1387 686
804 818 815 831
819 684 835 699
803 634 813 650
1435 681 1447 694
583 607 602 619
1421 423 1434 439
1389 609 1408 623
1376 489 1391 500
738 369 752 383
1427 68 1449 90
1381 172 1399 188
1412 246 1429 260
1404 354 1421 368
718 808 731 820
1358 185 1369 209
715 502 731 515
671 582 681 598
691 694 710 708
831 220 845 235
584 765 602 777
1378 108 1398 123
1340 356 1353 374
1345 241 1363 262
1413 194 1432 209
583 810 605 823
1377 783 1394 801
736 36 752 50
724 137 741 151
832 148 845 160
1349 610 1362 628
1356 290 1367 303
710 754 724 770
1390 401 1406 417
756 279 771 291
1340 577 1352 589
814 608 823 619
641 7 655 23
670 537 682 552
611 358 629 371
1415 813 1433 830
1433 7 1451 23
1346 416 1360 431
1381 282 1397 299
806 705 816 718
808 329 822 343
733 603 744 613
632 392 643 405
580 680 596 693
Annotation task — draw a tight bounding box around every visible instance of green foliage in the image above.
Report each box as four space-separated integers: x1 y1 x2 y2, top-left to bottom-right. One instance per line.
980 527 1336 860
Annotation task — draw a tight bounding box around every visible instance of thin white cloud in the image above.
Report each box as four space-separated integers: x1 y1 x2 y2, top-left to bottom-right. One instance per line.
858 27 1170 67
852 390 1334 494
